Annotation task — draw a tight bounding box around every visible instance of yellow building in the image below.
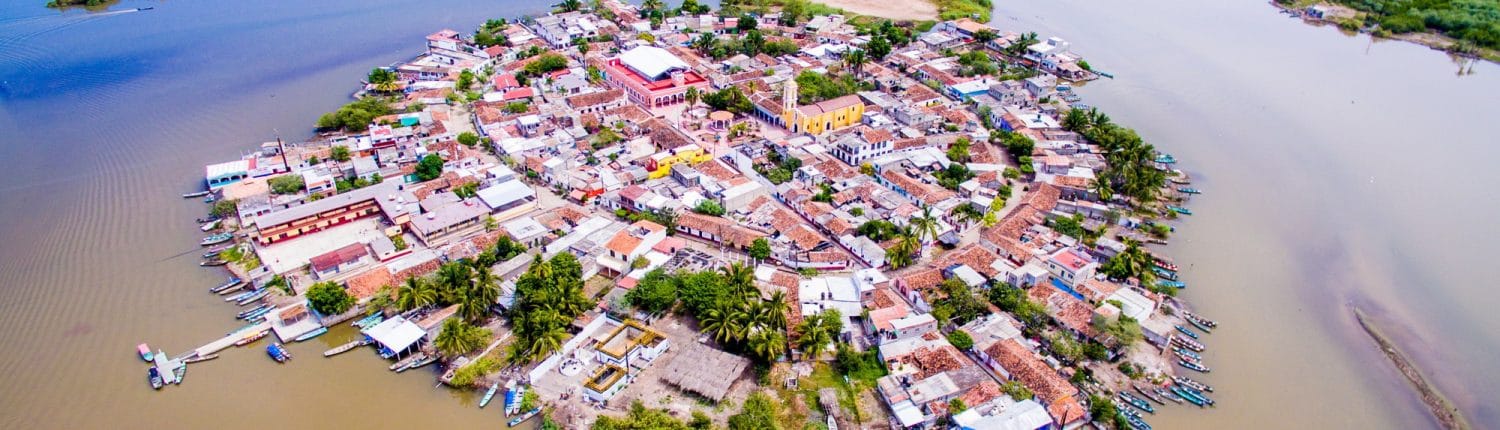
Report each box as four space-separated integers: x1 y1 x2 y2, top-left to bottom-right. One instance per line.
645 143 712 179
779 79 865 135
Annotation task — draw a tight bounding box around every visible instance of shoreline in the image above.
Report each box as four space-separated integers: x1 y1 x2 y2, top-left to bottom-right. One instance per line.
1268 1 1500 65
809 0 937 21
1352 306 1470 430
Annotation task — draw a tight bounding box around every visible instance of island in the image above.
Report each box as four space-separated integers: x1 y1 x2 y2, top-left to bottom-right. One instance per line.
1273 0 1500 64
149 1 1220 429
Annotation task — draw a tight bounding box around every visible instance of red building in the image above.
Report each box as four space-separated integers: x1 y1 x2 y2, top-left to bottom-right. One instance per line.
603 46 710 108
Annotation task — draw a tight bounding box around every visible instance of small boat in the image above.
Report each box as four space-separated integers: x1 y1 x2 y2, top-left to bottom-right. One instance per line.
1175 384 1215 406
1177 187 1201 194
1172 336 1205 352
237 303 271 318
1154 387 1183 404
202 246 231 259
266 343 290 363
1174 349 1203 364
234 330 270 347
1171 386 1206 407
504 381 521 415
1185 312 1218 328
1154 154 1176 164
1125 413 1153 430
508 408 542 427
1119 393 1155 414
1174 325 1200 339
398 355 438 372
1156 280 1186 289
195 216 220 224
200 233 233 246
182 190 211 198
1133 385 1165 405
183 354 218 364
480 382 501 408
236 289 270 306
294 327 328 342
138 343 153 361
137 6 154 11
1167 206 1193 215
1169 176 1191 185
148 367 164 390
324 339 372 357
1152 267 1178 281
210 277 243 293
1115 400 1141 419
1174 376 1214 392
1177 359 1211 373
1153 259 1178 272
199 219 221 232
1173 347 1202 361
199 259 228 267
203 195 217 203
241 306 275 321
1187 317 1213 333
173 363 186 385
352 313 385 329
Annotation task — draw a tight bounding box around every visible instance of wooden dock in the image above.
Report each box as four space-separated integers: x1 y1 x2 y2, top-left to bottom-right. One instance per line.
193 321 271 357
324 339 372 357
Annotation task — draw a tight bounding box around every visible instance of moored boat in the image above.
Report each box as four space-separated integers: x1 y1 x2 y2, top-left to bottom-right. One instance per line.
173 363 186 384
1153 259 1178 272
1133 385 1164 405
199 259 228 267
1152 267 1178 281
210 277 243 293
202 246 231 259
1167 206 1193 215
1154 387 1182 404
293 327 328 342
1174 325 1200 339
234 330 270 347
1184 312 1218 328
398 354 437 372
1177 187 1201 194
1155 154 1176 164
323 339 372 357
266 343 290 363
200 233 233 246
138 343 153 361
237 304 272 319
1119 392 1155 414
182 190 211 198
1171 386 1206 407
1187 318 1213 333
1156 280 1185 289
199 219 221 232
508 408 542 427
148 367 164 389
480 382 500 408
1173 347 1202 361
183 354 218 364
236 289 270 306
1171 336 1205 352
1173 375 1214 392
1177 359 1211 373
203 195 216 203
352 313 384 328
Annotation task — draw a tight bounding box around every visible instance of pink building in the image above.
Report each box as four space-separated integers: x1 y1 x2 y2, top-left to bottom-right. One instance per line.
603 46 710 108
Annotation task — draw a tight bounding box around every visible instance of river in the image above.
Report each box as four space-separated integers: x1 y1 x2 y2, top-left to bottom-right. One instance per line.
1 0 1497 428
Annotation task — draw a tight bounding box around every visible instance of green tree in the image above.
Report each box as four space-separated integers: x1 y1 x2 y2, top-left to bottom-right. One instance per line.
843 49 868 77
947 136 972 162
368 68 400 93
434 318 491 357
210 199 239 217
727 392 783 430
268 175 305 195
748 237 771 260
693 199 725 216
866 34 892 59
1002 380 1034 400
396 277 437 311
700 301 744 343
746 327 786 363
625 269 678 314
795 309 841 359
592 401 692 430
416 154 445 181
946 330 974 350
331 145 351 162
558 0 582 12
306 281 354 315
457 131 480 147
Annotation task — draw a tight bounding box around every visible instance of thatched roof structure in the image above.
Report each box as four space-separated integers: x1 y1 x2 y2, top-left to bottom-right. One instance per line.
661 342 750 402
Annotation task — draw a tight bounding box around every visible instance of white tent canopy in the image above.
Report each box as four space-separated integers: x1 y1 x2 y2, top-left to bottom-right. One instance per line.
364 315 426 353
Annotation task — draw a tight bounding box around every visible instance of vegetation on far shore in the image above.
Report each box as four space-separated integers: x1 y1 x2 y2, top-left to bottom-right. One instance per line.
1277 0 1500 61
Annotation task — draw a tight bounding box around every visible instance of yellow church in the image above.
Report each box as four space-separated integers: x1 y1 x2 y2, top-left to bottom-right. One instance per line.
773 79 865 135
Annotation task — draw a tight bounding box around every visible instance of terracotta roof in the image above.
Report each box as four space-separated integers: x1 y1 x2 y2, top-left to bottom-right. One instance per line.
309 243 369 272
909 345 967 379
938 244 1002 278
959 380 1005 407
784 225 824 251
985 339 1080 414
344 266 393 300
899 268 945 291
565 89 625 109
1025 183 1061 212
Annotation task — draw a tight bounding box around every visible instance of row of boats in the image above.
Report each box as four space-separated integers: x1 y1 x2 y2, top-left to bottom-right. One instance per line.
479 380 542 426
1112 376 1218 429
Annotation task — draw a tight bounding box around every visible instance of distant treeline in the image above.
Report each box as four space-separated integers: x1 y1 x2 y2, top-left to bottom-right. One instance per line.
1337 0 1500 49
46 0 113 8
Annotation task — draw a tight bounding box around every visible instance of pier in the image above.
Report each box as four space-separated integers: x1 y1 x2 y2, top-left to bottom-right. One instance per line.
192 321 271 358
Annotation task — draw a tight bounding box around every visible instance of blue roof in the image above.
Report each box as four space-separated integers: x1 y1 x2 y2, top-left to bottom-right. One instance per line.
1050 277 1086 301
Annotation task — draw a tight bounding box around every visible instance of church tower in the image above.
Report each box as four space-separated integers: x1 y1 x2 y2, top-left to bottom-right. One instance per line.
782 78 799 131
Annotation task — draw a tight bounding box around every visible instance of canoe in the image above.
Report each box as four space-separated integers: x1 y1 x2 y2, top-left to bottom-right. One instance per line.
352 313 383 328
203 195 216 203
1173 347 1202 361
1119 393 1155 414
237 303 271 318
236 289 270 306
199 220 221 232
1133 385 1165 405
1185 312 1218 328
138 343 153 361
1156 280 1185 289
480 382 500 408
1173 375 1214 392
1154 387 1183 404
508 408 542 427
1167 206 1193 215
1188 318 1213 333
182 190 211 198
1153 259 1178 272
324 339 371 357
225 289 257 302
398 355 437 373
293 327 328 342
195 216 220 224
1177 187 1201 194
173 363 186 385
1174 325 1200 339
1171 336 1205 352
1171 386 1205 407
148 367 164 390
202 246 231 259
199 259 228 267
1177 359 1211 373
183 354 218 364
210 277 243 293
234 330 269 347
1152 267 1178 280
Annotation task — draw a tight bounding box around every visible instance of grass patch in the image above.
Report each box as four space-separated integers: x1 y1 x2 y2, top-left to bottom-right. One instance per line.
933 0 991 22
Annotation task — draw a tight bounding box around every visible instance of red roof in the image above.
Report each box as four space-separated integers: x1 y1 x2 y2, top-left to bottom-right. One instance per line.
501 88 536 101
309 243 369 272
492 73 520 89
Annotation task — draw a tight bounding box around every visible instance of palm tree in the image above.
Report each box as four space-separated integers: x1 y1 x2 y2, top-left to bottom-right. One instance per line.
911 206 941 246
685 86 700 108
844 49 868 78
885 229 918 269
1089 178 1114 202
949 203 984 228
436 262 472 304
794 315 834 360
693 32 717 56
435 318 486 357
641 0 664 12
396 277 437 311
557 0 582 12
526 324 568 360
764 290 788 330
700 301 743 343
722 262 756 301
367 68 400 93
1087 107 1112 130
746 327 786 363
459 266 501 322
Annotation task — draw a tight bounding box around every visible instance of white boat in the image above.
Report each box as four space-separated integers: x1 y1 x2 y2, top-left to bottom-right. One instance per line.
199 219 221 232
479 382 500 408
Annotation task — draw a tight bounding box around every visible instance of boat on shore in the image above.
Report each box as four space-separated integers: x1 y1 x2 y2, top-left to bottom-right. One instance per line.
266 343 290 363
236 289 269 306
225 289 258 302
352 313 385 329
1177 359 1211 373
237 303 272 318
195 216 220 224
148 367 164 389
1184 312 1217 328
181 190 211 198
505 382 524 415
390 352 426 371
1133 385 1164 405
1171 386 1206 407
1174 325 1200 339
323 339 372 357
210 277 243 293
199 259 228 267
1187 318 1213 333
293 327 328 342
234 330 270 347
199 219 221 232
1156 280 1185 289
200 233 233 246
202 245 231 259
1173 347 1202 361
137 343 153 361
398 355 438 372
1167 206 1193 215
1119 393 1155 414
1152 267 1178 281
480 382 500 408
508 408 542 427
183 354 218 363
1171 336 1205 352
1173 376 1214 392
1153 387 1182 404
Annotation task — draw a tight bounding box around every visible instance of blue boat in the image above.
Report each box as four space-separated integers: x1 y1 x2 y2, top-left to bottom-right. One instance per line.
480 382 500 408
1171 386 1206 407
1173 347 1202 361
1152 267 1178 280
266 343 290 363
1177 359 1211 373
1174 325 1200 339
148 367 164 390
1177 187 1201 194
508 408 542 427
293 327 328 342
1178 385 1215 405
1167 206 1193 215
1118 393 1155 414
1126 414 1153 430
1155 154 1176 164
210 277 243 293
1156 280 1186 289
352 313 384 328
1187 318 1213 333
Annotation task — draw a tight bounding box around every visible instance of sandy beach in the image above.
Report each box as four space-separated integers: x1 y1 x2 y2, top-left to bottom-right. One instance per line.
812 0 937 20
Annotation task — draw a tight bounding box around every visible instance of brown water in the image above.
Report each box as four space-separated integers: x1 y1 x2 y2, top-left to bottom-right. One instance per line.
1 0 1497 429
990 0 1500 428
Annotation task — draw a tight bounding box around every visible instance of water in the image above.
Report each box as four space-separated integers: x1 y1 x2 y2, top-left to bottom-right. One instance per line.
0 0 557 428
989 0 1500 428
1 0 1497 428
